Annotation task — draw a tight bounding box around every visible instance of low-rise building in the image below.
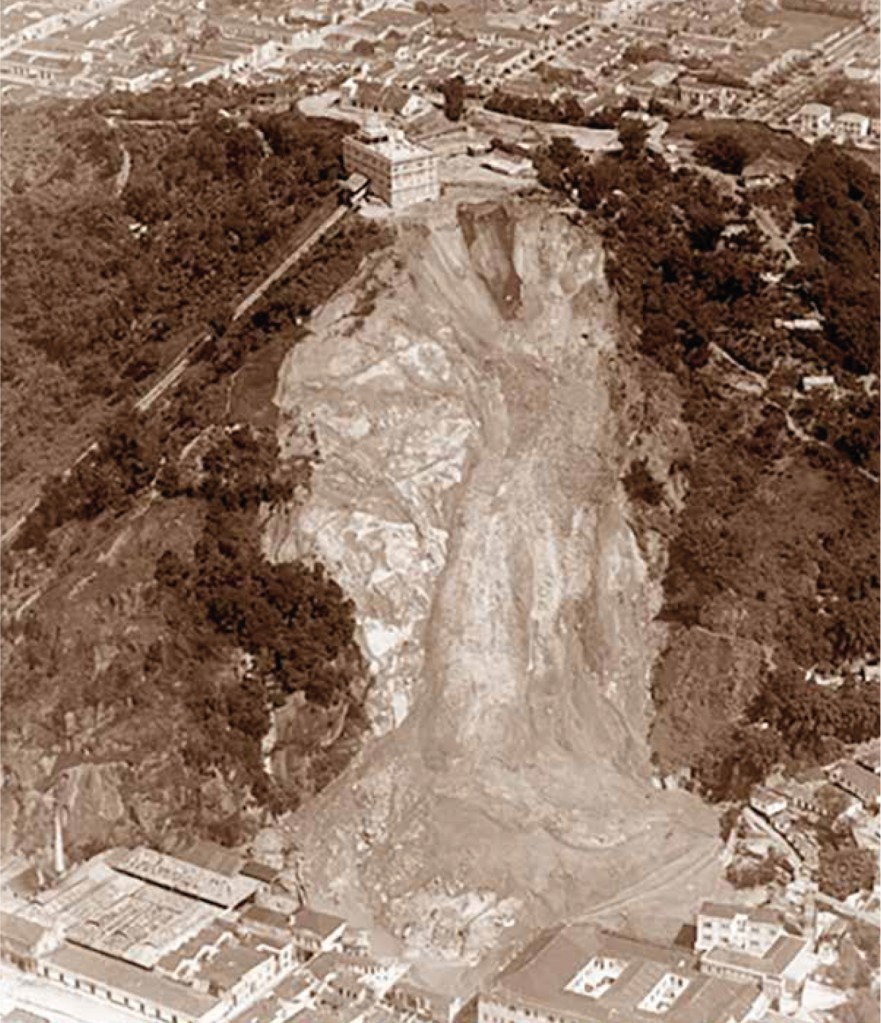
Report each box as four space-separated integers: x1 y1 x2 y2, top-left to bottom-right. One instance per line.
796 102 832 136
342 117 440 209
694 903 813 1013
290 906 348 960
750 788 789 818
827 762 879 808
480 926 764 1023
834 111 870 140
695 903 784 957
341 78 424 119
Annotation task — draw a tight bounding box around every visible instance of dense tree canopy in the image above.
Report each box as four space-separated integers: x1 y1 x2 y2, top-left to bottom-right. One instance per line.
531 120 880 801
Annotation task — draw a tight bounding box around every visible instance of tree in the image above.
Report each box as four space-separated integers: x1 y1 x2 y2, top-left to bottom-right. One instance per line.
695 132 749 175
440 77 465 122
819 846 878 900
618 117 649 160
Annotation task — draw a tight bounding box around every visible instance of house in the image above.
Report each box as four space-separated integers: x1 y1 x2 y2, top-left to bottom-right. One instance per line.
800 374 835 391
854 738 880 774
341 79 424 119
386 979 463 1023
774 779 821 815
290 906 348 960
827 762 879 808
742 156 785 190
0 912 58 971
750 788 788 818
358 8 432 42
624 60 678 104
834 111 870 140
480 151 535 177
796 102 832 136
678 76 750 115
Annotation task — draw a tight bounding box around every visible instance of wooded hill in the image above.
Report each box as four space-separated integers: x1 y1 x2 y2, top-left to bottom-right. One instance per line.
1 83 386 852
534 125 879 801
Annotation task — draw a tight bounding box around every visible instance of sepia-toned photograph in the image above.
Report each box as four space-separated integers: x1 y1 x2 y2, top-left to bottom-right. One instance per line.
0 0 878 1020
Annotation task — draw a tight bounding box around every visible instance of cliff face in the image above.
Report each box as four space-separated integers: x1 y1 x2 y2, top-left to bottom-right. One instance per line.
266 197 720 979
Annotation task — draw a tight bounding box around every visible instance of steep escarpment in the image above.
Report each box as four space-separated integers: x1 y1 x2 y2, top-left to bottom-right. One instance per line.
265 197 719 980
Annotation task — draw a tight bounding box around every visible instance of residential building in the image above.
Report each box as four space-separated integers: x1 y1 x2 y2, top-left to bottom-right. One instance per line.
834 111 870 140
290 906 348 960
796 102 832 136
340 78 424 119
750 788 789 818
342 117 440 209
827 762 879 808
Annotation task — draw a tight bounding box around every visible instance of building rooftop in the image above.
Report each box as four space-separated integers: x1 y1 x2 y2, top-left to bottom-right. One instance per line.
198 942 271 992
0 911 48 956
108 846 261 909
240 860 280 884
292 906 347 941
799 102 832 118
348 121 435 162
485 927 757 1023
44 942 220 1018
830 762 879 801
701 934 810 979
240 905 290 932
698 902 782 925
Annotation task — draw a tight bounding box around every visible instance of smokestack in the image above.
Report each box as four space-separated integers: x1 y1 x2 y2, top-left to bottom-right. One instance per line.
53 802 66 877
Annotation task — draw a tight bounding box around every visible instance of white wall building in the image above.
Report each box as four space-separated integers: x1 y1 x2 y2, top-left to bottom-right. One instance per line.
797 102 832 136
342 118 440 209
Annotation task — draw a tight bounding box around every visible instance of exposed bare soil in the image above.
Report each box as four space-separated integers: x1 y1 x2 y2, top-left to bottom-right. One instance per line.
264 195 721 988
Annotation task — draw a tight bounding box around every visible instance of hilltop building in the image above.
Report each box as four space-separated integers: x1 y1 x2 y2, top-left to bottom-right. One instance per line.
342 117 440 209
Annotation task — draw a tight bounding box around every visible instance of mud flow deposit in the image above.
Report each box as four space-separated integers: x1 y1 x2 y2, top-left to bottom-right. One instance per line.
264 197 720 983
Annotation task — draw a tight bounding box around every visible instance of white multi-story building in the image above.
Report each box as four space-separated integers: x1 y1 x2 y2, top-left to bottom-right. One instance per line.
797 102 833 136
834 111 870 140
695 902 783 956
342 118 440 209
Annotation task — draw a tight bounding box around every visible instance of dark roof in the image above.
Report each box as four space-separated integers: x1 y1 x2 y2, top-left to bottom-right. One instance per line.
830 762 879 802
355 80 413 115
292 906 346 941
172 838 243 877
240 860 280 884
241 904 290 932
0 912 47 956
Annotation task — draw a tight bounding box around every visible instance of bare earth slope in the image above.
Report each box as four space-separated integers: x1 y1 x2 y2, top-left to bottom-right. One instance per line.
266 196 720 981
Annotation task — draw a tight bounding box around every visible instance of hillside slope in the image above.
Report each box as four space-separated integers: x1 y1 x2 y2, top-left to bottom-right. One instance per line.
263 196 719 980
